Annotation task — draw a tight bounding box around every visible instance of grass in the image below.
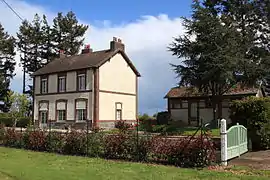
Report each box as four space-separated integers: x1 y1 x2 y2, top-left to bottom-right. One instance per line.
0 147 269 180
180 127 220 137
105 126 220 137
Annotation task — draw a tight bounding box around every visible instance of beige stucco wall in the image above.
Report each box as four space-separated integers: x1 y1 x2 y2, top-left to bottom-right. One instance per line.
99 92 136 120
98 53 137 121
171 108 231 125
34 69 93 94
34 92 92 121
34 69 94 124
99 53 136 94
34 76 40 94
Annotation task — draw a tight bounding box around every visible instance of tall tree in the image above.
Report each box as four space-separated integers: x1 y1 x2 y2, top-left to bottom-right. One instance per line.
168 1 268 120
17 14 44 75
52 11 89 56
17 11 88 95
0 23 16 112
204 0 270 82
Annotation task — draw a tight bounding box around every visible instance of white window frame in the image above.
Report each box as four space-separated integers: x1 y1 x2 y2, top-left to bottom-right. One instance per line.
75 99 87 122
76 109 86 121
58 76 66 92
56 101 67 122
41 78 48 94
78 74 86 91
57 110 66 121
115 102 122 120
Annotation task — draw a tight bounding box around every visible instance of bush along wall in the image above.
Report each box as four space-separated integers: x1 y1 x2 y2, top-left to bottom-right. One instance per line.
0 113 31 128
0 126 216 168
230 96 270 150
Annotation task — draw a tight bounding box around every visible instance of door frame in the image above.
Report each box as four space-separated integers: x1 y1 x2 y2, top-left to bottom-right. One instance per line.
188 100 199 126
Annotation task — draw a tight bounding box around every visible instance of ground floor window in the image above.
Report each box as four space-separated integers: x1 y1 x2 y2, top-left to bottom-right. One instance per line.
56 100 67 121
115 102 122 120
39 101 49 124
75 99 87 121
57 110 66 121
76 109 86 121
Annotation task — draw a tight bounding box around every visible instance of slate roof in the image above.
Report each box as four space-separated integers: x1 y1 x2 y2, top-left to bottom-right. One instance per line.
32 49 141 76
165 86 259 98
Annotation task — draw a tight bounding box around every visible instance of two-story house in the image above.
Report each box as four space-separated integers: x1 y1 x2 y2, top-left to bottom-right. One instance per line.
32 37 140 129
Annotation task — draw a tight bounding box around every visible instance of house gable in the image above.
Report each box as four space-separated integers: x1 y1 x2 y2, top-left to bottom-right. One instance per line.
99 52 137 94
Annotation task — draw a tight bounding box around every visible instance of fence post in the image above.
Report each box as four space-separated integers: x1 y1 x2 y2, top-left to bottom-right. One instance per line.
236 123 240 157
220 119 227 166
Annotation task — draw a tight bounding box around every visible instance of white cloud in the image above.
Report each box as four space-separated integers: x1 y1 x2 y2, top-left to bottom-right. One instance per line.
0 0 184 114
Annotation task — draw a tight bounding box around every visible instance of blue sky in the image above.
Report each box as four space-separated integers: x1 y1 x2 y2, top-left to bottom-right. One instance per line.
24 0 193 24
0 0 193 115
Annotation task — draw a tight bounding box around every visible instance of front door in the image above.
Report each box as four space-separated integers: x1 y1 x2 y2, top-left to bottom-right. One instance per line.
40 111 48 128
188 101 199 126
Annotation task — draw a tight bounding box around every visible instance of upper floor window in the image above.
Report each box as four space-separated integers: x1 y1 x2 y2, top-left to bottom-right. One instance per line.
56 100 67 121
40 76 48 94
77 70 86 91
58 74 66 92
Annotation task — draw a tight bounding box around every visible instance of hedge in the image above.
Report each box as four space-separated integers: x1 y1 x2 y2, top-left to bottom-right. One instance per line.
0 114 31 128
230 96 270 150
0 126 216 168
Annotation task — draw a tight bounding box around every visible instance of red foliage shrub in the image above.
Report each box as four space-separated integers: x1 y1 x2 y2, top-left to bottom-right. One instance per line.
63 130 87 155
104 133 151 161
115 120 131 132
150 135 216 167
0 123 5 144
24 130 46 151
104 133 131 159
3 128 23 148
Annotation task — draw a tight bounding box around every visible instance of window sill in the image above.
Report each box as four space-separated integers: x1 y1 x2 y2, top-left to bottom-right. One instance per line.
75 121 86 123
56 120 66 123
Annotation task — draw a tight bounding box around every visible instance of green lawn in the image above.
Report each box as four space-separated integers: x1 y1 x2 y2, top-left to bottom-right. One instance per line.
181 127 220 137
0 147 269 180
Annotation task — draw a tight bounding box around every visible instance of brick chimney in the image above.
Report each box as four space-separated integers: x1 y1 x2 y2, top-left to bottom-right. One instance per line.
81 44 93 54
59 50 66 58
110 37 125 51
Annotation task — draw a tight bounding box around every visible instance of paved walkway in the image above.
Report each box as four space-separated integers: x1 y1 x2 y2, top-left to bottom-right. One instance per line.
229 150 270 170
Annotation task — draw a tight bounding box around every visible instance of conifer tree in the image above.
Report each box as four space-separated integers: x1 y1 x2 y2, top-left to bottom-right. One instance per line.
51 11 89 56
0 23 16 112
169 0 268 120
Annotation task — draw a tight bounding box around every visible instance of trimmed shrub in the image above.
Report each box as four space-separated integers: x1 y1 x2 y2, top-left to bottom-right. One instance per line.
0 128 216 168
0 123 4 145
230 97 270 150
156 111 171 125
86 132 105 157
3 128 23 148
104 133 131 160
0 116 14 127
152 125 168 133
115 120 131 132
16 117 31 128
45 132 65 153
63 130 87 155
24 130 47 151
138 119 157 132
150 135 216 167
